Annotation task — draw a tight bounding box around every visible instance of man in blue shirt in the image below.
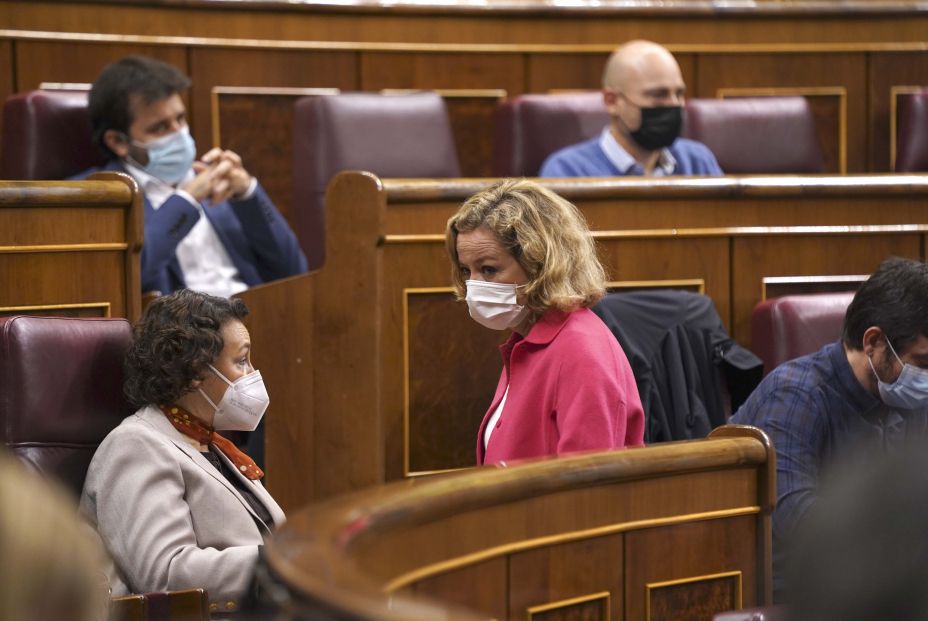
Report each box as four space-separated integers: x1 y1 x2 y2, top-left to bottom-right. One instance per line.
731 257 928 602
540 40 722 177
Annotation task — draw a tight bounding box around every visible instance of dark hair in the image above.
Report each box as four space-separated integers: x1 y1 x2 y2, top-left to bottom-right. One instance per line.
88 55 191 160
124 289 249 409
842 257 928 351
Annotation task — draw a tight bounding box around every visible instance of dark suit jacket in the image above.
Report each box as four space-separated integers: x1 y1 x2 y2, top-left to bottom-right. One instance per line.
76 161 308 294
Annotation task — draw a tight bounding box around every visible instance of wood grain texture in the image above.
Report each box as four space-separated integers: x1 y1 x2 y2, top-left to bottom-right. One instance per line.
868 52 928 172
0 175 142 321
233 272 316 512
265 428 772 620
189 48 358 162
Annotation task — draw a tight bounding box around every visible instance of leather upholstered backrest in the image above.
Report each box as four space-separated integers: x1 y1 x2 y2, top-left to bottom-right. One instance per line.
750 292 854 375
491 91 609 177
895 91 928 172
0 316 133 497
682 96 825 173
292 91 461 270
0 90 104 180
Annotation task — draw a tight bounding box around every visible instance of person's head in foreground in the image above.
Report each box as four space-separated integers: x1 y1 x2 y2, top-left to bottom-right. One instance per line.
843 256 928 408
446 178 606 335
789 446 928 621
0 450 110 621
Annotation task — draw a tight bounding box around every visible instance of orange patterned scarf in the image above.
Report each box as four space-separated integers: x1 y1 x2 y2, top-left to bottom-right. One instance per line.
159 404 264 481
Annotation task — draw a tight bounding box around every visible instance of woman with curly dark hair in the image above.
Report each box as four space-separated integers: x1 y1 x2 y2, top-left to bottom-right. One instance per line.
80 289 284 611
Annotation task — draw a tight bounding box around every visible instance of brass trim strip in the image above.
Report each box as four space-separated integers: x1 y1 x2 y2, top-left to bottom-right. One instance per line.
527 591 610 621
716 87 848 174
385 225 928 245
606 278 706 294
10 30 928 55
759 273 867 301
405 466 472 478
383 505 761 592
381 88 508 99
0 243 128 254
889 85 924 171
37 81 90 90
0 302 112 317
645 571 743 621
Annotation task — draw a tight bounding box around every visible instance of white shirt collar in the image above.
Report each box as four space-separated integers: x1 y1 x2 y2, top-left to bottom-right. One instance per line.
598 127 676 176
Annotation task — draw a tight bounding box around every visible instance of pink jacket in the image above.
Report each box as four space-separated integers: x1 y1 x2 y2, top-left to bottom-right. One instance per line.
477 308 645 465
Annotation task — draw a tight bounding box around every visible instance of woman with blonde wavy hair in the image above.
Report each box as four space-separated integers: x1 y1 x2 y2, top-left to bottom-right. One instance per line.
446 179 644 464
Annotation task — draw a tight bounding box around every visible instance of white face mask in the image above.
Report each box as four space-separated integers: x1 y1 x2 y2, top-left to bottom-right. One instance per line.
869 339 928 410
198 364 270 431
465 280 529 331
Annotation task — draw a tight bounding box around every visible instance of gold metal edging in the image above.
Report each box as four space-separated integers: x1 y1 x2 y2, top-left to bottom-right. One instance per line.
0 302 111 317
644 570 743 621
527 591 610 621
759 273 868 301
889 85 924 172
383 505 761 592
716 87 848 174
0 243 128 254
381 88 508 99
11 30 928 56
386 225 928 245
605 278 705 294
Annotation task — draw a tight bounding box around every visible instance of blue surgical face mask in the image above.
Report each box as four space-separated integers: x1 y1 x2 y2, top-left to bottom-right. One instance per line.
868 338 928 410
127 126 196 185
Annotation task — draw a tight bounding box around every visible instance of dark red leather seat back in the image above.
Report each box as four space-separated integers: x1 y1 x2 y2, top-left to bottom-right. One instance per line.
0 316 133 497
751 292 854 375
683 97 825 173
492 91 608 176
895 91 928 172
0 90 104 180
292 91 461 271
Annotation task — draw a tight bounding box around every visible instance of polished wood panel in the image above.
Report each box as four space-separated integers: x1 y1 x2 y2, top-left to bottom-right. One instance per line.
510 536 624 621
0 40 12 112
869 52 928 172
212 88 338 234
0 172 142 321
626 518 755 619
234 272 316 512
13 39 187 98
361 52 525 92
414 557 508 621
190 48 358 158
405 289 503 475
695 53 866 172
266 426 774 620
443 93 504 178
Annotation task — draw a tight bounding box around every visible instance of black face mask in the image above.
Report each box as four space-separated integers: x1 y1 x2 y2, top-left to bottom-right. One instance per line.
629 105 683 151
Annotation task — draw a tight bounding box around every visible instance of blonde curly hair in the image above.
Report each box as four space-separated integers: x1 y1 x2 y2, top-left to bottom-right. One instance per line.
446 179 606 317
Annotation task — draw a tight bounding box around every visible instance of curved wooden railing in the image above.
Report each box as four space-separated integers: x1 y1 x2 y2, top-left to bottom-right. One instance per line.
265 425 775 620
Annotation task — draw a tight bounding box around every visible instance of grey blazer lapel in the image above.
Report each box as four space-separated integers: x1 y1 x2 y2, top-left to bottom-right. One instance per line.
138 407 275 533
214 450 286 529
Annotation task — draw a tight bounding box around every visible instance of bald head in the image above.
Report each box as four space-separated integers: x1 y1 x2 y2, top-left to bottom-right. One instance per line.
603 40 684 94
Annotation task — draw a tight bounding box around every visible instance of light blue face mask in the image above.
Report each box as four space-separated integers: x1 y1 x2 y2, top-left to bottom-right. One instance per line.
868 338 928 410
127 126 196 185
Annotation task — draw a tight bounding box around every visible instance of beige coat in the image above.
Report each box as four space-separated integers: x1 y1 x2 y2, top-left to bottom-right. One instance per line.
80 405 285 611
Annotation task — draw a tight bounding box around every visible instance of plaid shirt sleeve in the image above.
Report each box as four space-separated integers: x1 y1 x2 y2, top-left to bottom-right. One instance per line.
733 365 828 541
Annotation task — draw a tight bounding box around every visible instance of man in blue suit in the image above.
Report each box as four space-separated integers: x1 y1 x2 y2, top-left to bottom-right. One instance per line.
82 56 307 296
